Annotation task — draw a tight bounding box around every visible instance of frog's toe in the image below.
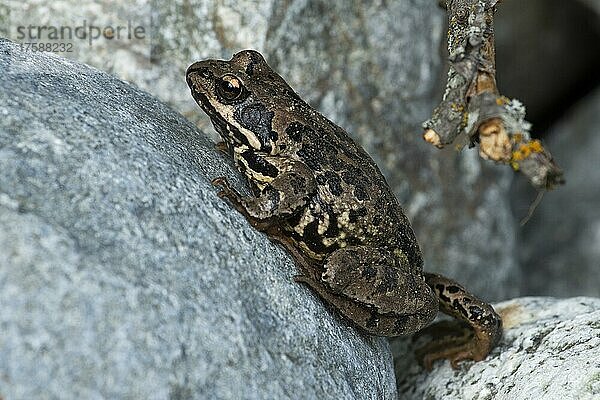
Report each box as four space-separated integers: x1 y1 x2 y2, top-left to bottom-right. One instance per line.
414 320 496 370
215 141 229 154
293 274 317 285
420 346 474 371
211 177 237 198
211 176 228 187
415 331 494 370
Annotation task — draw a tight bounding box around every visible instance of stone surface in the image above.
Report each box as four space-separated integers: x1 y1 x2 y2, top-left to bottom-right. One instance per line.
1 3 596 398
1 0 520 300
0 39 397 400
512 87 600 297
394 297 600 400
495 0 600 132
580 0 600 17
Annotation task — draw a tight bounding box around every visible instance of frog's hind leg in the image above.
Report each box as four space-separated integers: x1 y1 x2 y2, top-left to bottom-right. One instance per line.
297 246 439 337
416 272 502 370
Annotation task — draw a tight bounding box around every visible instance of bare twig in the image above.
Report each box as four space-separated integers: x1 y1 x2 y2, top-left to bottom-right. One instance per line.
519 190 544 226
423 0 564 190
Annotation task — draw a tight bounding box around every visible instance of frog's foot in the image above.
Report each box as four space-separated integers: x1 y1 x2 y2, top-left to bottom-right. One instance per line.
212 177 243 207
211 177 273 230
293 274 318 286
215 141 229 154
414 320 480 370
417 272 503 370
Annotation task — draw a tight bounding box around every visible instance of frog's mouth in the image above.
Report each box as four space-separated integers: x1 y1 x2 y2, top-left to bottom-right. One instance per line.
187 78 231 144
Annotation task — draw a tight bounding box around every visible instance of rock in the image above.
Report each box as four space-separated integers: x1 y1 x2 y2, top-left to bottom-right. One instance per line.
394 297 600 400
579 0 600 18
1 0 520 300
0 39 397 400
512 87 600 297
495 0 600 132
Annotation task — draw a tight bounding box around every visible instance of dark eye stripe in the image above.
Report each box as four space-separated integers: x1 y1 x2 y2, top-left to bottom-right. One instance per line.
240 150 279 178
226 124 252 148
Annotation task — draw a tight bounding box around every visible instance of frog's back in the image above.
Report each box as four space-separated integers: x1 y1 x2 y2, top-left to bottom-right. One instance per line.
281 106 423 269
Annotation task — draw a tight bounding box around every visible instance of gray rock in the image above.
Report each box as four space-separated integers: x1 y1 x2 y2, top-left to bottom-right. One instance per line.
512 87 600 297
495 0 600 131
2 0 520 300
580 0 600 17
0 39 397 400
395 297 600 400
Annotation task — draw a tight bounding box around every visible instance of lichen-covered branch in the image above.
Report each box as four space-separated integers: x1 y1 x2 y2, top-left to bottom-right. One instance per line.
423 0 564 190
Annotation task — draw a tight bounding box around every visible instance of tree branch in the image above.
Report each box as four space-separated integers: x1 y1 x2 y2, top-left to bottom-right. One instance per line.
423 0 564 190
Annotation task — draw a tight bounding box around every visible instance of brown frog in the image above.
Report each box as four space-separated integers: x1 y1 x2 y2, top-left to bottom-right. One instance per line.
186 50 502 369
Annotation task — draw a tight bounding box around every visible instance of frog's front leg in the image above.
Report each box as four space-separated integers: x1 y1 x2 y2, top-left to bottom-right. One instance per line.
416 273 503 370
212 158 316 223
215 141 230 154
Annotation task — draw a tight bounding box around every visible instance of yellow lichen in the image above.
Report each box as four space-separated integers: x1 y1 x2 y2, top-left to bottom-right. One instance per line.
512 132 523 143
461 111 469 128
511 139 544 162
511 151 523 161
529 139 543 153
451 103 465 112
496 96 510 106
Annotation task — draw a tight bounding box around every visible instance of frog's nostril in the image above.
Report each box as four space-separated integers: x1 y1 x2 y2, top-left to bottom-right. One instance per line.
200 68 212 78
186 64 211 79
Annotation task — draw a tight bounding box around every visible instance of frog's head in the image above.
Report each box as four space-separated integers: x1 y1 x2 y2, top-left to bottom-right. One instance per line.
187 50 300 154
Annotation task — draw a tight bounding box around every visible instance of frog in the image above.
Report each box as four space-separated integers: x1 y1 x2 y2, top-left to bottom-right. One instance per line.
186 50 502 369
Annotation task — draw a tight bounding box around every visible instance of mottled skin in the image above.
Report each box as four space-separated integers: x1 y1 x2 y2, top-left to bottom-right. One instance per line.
186 50 502 368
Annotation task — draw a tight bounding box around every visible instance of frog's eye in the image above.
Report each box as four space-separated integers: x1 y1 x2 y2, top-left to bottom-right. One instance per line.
216 74 247 103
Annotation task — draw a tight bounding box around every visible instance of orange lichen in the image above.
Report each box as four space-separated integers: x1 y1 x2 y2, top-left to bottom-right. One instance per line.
529 140 543 152
511 139 544 161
